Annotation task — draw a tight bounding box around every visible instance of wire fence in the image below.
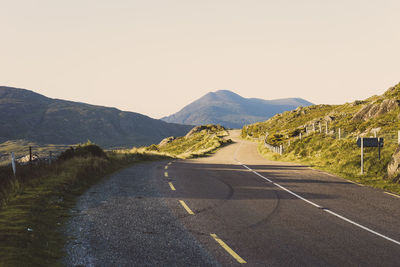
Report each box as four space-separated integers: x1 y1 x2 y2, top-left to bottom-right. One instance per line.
264 127 400 154
0 145 71 167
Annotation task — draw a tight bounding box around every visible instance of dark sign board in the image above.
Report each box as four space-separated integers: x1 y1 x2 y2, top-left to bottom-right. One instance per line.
356 137 384 148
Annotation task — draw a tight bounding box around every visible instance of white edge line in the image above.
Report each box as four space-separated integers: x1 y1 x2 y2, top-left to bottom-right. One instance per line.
237 162 400 246
324 209 400 245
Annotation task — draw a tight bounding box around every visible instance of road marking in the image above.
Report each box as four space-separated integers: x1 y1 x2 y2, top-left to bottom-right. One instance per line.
164 172 168 178
346 180 364 186
210 234 246 264
385 192 400 198
168 162 172 165
165 165 168 170
236 162 400 246
179 200 195 214
168 182 176 191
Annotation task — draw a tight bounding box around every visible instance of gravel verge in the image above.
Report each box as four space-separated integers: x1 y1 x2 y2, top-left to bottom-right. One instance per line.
63 161 219 266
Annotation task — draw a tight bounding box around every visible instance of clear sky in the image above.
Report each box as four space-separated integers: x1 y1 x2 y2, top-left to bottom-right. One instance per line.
1 0 399 118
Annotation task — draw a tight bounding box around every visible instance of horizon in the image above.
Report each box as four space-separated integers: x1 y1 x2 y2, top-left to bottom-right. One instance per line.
1 1 399 118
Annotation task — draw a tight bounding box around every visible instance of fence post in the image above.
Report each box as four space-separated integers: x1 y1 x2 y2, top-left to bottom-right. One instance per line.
398 130 400 144
29 146 32 167
280 145 283 155
319 122 322 133
11 152 16 176
325 122 328 134
361 137 364 175
339 128 341 140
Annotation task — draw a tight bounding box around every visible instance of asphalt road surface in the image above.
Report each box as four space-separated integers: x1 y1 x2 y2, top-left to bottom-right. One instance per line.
64 130 400 266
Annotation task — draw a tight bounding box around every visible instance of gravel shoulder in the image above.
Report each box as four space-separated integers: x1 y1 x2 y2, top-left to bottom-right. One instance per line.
63 160 219 266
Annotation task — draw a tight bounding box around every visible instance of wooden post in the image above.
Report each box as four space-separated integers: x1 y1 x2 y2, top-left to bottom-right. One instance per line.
11 152 16 176
325 121 328 134
319 122 322 133
29 146 32 167
361 137 364 175
395 130 400 144
339 128 341 140
280 145 283 155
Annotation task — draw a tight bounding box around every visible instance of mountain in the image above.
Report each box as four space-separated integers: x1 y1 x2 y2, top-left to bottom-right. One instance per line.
161 90 313 128
0 86 193 148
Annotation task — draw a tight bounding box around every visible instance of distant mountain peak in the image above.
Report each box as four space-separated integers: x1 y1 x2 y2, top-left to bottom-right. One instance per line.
162 90 313 128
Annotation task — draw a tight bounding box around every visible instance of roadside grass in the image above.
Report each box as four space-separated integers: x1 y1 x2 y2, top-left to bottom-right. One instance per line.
257 133 400 195
242 83 400 195
0 147 171 266
0 125 234 266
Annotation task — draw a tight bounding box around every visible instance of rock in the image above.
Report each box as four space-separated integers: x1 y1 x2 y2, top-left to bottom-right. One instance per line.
17 154 40 165
158 136 176 147
352 99 400 121
185 126 209 139
387 145 400 183
324 115 335 122
370 127 381 135
350 100 366 106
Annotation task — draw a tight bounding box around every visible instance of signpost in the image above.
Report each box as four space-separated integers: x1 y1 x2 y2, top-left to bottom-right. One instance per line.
356 137 384 174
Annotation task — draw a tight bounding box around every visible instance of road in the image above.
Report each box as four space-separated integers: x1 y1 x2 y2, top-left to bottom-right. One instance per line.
64 130 400 266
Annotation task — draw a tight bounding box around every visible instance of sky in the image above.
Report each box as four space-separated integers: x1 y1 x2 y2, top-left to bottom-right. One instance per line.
1 0 399 119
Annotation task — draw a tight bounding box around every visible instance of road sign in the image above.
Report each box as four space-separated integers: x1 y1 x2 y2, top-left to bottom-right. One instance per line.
357 137 384 148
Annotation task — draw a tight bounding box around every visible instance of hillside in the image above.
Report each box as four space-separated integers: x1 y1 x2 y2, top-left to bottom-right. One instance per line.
242 82 400 192
161 90 313 128
0 86 192 148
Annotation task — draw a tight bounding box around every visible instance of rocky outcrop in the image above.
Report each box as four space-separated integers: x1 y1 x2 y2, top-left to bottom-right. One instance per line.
185 126 210 139
158 136 176 147
387 145 400 183
352 99 400 121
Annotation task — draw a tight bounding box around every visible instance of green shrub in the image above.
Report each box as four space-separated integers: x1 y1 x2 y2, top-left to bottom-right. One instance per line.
58 143 106 161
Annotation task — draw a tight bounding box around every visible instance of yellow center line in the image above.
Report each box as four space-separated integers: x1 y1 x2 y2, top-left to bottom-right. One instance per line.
164 172 168 178
210 233 246 264
179 200 195 215
168 182 176 191
385 192 400 198
165 166 168 170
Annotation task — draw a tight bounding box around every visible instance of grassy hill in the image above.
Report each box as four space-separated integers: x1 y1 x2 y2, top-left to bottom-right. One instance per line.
120 124 231 159
242 82 400 193
0 86 193 149
162 90 313 128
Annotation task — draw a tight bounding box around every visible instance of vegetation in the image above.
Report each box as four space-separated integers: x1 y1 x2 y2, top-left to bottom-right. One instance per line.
144 124 232 158
0 142 170 266
242 83 400 194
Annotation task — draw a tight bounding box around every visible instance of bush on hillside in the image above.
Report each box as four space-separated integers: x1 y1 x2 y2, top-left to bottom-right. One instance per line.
58 143 106 161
